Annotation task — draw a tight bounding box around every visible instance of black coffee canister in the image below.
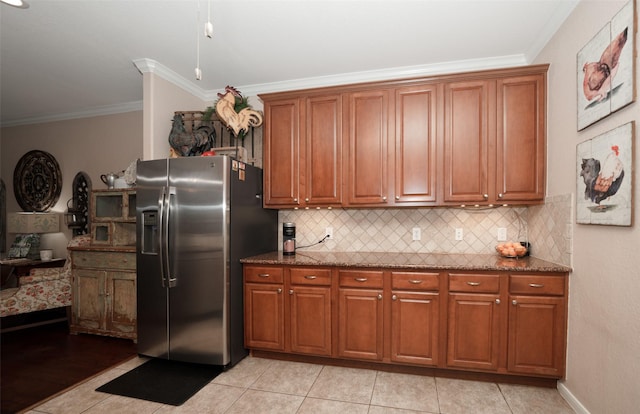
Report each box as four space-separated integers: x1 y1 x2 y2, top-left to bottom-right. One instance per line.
283 222 296 255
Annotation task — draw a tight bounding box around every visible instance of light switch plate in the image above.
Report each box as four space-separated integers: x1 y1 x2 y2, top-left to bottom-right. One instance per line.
412 227 421 241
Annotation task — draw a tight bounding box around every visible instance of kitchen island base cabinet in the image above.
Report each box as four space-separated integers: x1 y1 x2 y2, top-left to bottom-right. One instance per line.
70 250 136 341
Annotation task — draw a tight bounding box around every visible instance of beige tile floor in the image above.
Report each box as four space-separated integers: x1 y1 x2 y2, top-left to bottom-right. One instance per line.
27 356 575 414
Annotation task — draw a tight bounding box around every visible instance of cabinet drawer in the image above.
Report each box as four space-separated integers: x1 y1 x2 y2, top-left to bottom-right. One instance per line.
339 270 383 288
449 273 499 293
244 266 284 284
290 267 332 286
391 272 439 291
73 251 135 271
509 274 565 296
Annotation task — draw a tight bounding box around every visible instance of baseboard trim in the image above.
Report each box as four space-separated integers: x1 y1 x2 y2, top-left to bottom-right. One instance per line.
558 381 590 414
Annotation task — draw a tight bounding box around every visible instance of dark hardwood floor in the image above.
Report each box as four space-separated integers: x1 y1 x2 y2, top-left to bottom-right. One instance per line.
1 310 137 414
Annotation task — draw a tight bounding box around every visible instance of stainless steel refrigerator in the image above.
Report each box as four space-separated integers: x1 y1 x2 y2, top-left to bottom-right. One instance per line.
136 156 277 368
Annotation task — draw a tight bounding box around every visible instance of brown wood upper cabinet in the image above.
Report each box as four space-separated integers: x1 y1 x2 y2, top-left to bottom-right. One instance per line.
261 64 547 208
263 94 342 208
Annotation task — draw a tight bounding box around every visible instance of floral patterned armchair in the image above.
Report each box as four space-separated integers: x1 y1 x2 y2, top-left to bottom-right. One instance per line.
0 235 90 317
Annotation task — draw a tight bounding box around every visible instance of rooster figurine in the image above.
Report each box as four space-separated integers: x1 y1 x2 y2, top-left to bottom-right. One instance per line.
215 86 263 137
580 145 625 207
582 27 628 102
168 114 215 157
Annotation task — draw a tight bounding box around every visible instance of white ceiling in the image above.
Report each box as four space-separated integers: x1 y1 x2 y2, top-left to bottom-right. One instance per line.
0 0 579 127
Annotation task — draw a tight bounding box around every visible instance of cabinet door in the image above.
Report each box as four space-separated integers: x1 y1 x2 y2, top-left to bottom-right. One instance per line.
105 270 136 336
447 293 501 371
244 283 284 350
263 98 302 206
394 85 439 204
338 288 383 360
496 74 545 202
289 286 332 356
345 90 390 205
391 291 439 366
305 95 342 206
508 296 565 377
444 80 493 203
73 269 104 330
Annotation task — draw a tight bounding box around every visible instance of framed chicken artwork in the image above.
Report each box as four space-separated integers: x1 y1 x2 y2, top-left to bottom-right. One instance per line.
577 0 636 131
576 121 634 226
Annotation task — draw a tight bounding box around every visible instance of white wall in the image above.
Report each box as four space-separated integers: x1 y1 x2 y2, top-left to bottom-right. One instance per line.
0 112 143 257
534 1 640 412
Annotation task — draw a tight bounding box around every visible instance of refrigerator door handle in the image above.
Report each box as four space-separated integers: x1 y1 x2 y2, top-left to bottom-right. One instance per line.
165 186 177 288
158 186 169 288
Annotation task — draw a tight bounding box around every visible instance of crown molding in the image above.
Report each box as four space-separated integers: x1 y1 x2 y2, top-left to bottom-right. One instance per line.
2 54 530 127
1 100 143 128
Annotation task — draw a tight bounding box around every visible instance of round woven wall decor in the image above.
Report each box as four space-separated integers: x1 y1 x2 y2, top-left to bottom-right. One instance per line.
13 150 62 212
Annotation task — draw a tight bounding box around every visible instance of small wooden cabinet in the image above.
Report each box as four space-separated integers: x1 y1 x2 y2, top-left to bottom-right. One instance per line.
507 274 567 377
289 267 332 356
70 249 136 340
337 269 384 360
244 266 285 350
390 271 440 366
446 273 501 371
244 265 332 356
70 188 137 341
263 94 343 208
91 189 136 246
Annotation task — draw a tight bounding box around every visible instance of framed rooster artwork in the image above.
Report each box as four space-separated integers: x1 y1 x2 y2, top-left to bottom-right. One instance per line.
576 121 634 226
577 0 636 131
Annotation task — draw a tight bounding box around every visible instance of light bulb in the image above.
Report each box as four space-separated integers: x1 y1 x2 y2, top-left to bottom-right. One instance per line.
195 68 202 80
204 21 213 38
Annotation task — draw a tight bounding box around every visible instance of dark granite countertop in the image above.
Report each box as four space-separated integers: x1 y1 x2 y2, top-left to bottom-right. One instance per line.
241 251 572 273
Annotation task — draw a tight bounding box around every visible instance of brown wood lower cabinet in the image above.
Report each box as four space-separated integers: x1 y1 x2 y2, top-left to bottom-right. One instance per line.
70 249 136 340
243 264 568 380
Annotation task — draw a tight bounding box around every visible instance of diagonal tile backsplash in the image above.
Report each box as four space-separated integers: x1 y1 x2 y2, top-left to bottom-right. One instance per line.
280 207 528 255
277 194 573 267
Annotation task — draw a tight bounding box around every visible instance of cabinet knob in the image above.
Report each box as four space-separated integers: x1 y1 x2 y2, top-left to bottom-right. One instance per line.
382 197 387 201
395 196 400 200
289 289 293 295
483 194 489 199
377 294 383 300
498 193 504 199
305 198 310 202
512 300 518 306
392 294 397 301
293 198 298 202
277 288 282 294
495 299 500 305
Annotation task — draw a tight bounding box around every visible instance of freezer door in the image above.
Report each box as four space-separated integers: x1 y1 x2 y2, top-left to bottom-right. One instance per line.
167 156 229 365
136 159 170 359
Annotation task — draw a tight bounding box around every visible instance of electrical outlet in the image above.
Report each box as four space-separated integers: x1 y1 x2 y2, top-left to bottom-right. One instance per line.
455 228 463 241
412 227 421 241
325 227 333 240
497 227 507 241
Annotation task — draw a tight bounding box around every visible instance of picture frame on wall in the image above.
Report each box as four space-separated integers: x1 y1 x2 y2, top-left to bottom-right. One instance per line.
576 122 634 226
577 0 636 131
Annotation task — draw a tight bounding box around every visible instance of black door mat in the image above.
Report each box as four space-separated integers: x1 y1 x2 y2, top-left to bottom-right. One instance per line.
96 358 223 406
